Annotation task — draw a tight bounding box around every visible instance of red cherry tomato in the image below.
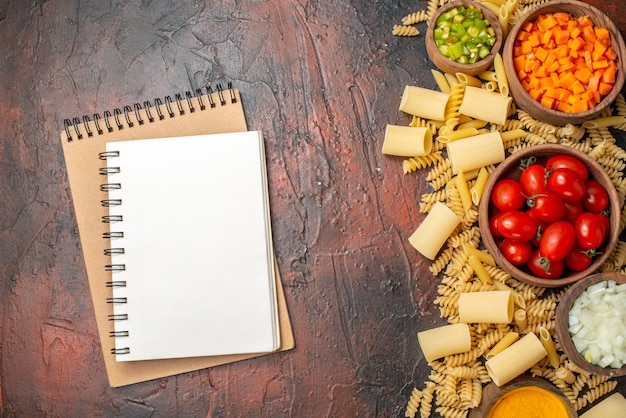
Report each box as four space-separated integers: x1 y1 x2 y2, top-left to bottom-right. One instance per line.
582 180 609 213
497 211 537 242
491 179 525 212
575 212 606 250
527 249 564 279
564 244 595 272
501 239 533 266
596 212 610 233
519 161 548 196
563 200 584 224
546 154 589 181
527 193 566 223
547 168 586 202
489 212 506 238
539 221 576 262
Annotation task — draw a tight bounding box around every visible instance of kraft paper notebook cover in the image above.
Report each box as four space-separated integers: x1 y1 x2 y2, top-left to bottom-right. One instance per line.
60 85 294 387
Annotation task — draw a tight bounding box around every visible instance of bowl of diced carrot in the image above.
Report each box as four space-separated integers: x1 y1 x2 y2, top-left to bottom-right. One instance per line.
502 0 626 126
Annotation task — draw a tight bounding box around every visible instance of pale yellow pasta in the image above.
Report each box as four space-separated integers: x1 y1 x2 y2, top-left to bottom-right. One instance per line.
408 202 462 260
579 392 626 418
431 69 452 94
458 290 513 323
491 280 525 309
438 127 479 143
538 327 560 369
480 0 501 17
446 131 505 174
514 309 528 329
470 167 489 205
457 119 488 130
582 116 626 129
459 86 512 125
417 323 472 362
477 70 497 82
392 24 420 37
485 331 519 359
484 80 498 92
467 255 493 284
582 381 618 405
444 72 460 88
456 171 473 213
485 332 547 386
505 0 518 14
555 366 576 384
462 244 495 266
455 72 482 88
382 125 433 156
498 6 509 38
405 387 422 418
400 85 450 121
500 128 526 143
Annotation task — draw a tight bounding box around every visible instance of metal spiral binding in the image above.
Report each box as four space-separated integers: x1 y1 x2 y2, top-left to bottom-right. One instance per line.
62 82 236 142
100 149 131 354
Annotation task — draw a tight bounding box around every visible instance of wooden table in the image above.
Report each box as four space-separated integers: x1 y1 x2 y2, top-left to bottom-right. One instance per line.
1 1 625 416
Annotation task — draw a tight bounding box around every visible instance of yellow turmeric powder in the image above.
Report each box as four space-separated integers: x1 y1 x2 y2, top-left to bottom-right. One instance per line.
488 386 570 418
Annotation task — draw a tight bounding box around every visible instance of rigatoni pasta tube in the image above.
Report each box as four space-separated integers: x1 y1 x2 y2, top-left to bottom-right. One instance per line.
458 290 513 323
417 323 472 362
382 125 433 157
399 85 450 121
446 131 505 174
485 332 547 386
579 393 626 418
458 86 512 125
408 202 462 260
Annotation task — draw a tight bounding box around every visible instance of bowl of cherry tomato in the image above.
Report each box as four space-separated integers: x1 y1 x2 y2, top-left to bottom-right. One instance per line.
478 144 620 288
426 0 503 76
502 0 626 126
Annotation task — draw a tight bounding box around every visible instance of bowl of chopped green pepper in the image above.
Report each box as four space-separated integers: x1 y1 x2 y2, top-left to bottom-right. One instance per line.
426 0 503 76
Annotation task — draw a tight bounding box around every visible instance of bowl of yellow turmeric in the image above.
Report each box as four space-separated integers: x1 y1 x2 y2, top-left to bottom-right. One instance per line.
469 375 577 418
502 0 626 126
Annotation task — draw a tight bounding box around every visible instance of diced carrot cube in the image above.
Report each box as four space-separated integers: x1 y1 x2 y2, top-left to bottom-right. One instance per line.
575 67 593 84
541 96 556 109
592 60 609 70
599 82 614 96
535 46 548 62
588 76 600 92
602 65 617 84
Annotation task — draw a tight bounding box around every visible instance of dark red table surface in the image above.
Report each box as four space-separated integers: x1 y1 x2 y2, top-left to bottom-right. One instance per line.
2 1 626 417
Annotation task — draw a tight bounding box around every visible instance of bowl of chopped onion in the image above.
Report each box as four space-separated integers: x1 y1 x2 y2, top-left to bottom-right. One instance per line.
426 0 503 76
555 272 626 377
502 0 626 126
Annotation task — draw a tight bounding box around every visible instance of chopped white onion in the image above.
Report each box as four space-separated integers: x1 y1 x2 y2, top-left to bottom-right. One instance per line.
568 280 626 369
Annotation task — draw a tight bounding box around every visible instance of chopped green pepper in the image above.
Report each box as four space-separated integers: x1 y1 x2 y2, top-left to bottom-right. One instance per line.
433 5 497 65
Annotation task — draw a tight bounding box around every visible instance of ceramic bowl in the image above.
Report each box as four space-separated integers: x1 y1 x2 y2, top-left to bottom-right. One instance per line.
502 0 626 126
555 272 626 377
478 144 620 288
426 0 503 76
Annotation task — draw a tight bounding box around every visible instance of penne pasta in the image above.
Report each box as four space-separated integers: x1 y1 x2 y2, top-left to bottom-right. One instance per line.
463 244 495 266
408 202 462 260
493 53 509 96
492 280 525 309
498 5 509 38
477 70 497 82
538 327 560 369
514 309 528 329
455 72 483 88
458 86 512 125
458 119 489 130
458 290 513 323
500 128 526 142
582 116 626 129
456 171 473 212
470 167 489 205
431 69 451 94
437 127 480 143
468 255 493 285
417 323 472 362
446 131 505 174
486 331 519 359
382 125 433 157
485 332 547 386
399 86 450 121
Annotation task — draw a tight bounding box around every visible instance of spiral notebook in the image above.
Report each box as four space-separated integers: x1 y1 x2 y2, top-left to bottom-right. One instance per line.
60 85 294 386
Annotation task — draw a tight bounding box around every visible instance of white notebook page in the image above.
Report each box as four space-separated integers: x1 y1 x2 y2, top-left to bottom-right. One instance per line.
104 130 279 361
